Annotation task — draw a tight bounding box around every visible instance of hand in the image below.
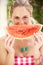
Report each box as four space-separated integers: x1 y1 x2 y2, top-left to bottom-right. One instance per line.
4 34 15 65
34 32 43 50
5 34 15 54
33 32 43 59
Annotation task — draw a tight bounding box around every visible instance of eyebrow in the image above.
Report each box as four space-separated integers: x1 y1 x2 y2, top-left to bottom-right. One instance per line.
14 15 28 19
23 16 28 19
14 16 20 19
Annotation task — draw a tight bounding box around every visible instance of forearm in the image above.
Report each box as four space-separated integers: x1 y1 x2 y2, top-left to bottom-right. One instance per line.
35 58 41 65
35 51 42 65
40 46 43 65
5 53 14 65
33 48 41 65
0 39 7 65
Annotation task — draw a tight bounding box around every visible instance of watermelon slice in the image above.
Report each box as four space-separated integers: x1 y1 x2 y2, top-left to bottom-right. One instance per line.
6 24 42 39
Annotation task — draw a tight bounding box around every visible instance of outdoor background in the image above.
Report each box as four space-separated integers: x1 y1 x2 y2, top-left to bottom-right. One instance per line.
7 0 43 24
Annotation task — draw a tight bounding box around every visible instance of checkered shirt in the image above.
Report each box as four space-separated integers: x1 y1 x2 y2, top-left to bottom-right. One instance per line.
14 56 34 65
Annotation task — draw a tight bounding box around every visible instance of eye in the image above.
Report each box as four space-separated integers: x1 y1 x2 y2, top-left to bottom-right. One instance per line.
14 16 19 20
23 16 28 20
15 22 19 25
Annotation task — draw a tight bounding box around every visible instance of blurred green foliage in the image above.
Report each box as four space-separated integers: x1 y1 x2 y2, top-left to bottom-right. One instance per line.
30 0 43 24
7 0 14 19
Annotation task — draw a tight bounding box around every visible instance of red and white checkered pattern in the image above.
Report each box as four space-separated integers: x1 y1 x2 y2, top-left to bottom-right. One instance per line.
14 56 34 65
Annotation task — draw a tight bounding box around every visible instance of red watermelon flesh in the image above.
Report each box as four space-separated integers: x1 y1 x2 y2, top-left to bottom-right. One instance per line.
6 24 42 39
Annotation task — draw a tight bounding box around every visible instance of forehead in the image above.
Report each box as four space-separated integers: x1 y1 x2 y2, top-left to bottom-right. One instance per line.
12 6 30 17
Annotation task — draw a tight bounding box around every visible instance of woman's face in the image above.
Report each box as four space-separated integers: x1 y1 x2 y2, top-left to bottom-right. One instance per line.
11 6 32 25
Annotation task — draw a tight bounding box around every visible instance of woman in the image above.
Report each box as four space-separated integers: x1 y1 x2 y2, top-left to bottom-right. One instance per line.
0 0 43 65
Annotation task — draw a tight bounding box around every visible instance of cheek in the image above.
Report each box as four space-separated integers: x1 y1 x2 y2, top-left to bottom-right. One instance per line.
25 19 32 25
14 20 19 25
23 18 31 25
27 14 32 24
25 18 32 25
12 19 20 25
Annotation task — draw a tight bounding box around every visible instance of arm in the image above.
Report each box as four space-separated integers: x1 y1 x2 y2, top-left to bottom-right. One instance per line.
40 45 43 62
33 46 41 65
5 35 15 65
27 32 43 65
0 38 7 65
0 34 15 65
5 50 14 65
33 32 43 65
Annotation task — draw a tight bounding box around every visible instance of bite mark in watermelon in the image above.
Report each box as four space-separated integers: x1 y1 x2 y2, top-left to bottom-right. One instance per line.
6 24 42 39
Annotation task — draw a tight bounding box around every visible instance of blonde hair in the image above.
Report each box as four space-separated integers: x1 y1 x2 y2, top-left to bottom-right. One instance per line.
10 0 38 24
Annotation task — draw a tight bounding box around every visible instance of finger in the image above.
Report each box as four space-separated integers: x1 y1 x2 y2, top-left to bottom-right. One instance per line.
7 36 14 46
36 32 43 36
10 38 15 47
35 41 41 49
5 34 11 46
34 33 43 49
35 33 43 42
5 45 14 53
34 33 41 43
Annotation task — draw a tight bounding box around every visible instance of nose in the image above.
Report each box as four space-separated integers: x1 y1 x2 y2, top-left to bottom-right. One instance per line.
19 19 24 25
